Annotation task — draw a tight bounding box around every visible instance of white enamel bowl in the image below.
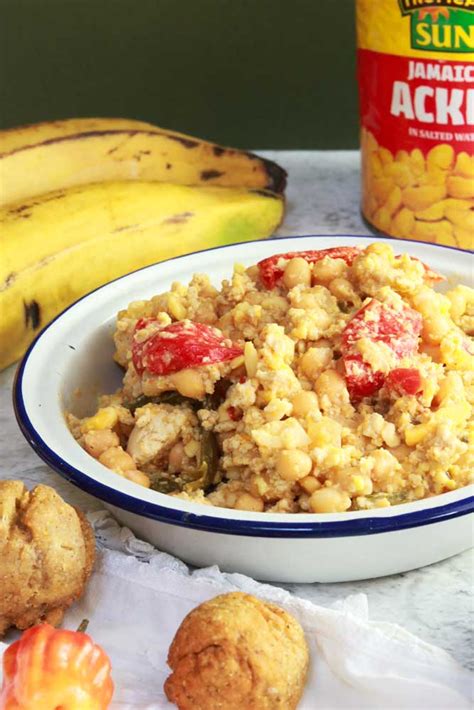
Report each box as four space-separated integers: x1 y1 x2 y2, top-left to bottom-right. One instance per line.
14 235 474 583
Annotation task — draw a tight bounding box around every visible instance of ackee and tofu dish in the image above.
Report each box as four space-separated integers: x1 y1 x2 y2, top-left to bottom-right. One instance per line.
68 243 474 514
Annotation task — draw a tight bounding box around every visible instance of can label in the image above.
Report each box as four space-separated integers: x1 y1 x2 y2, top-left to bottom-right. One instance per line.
357 0 474 249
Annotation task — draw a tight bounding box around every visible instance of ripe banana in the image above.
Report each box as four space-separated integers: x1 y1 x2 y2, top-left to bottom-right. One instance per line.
0 118 286 207
0 181 284 369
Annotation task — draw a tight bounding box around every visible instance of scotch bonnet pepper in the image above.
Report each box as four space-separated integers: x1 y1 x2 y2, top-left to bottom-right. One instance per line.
0 623 114 710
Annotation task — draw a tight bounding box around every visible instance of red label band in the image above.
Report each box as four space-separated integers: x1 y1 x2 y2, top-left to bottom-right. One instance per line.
358 48 474 156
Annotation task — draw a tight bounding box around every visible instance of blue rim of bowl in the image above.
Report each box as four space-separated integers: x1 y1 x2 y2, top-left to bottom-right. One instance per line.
14 234 474 538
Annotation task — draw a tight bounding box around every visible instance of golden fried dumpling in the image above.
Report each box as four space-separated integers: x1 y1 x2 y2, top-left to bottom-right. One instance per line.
165 591 309 710
0 480 95 636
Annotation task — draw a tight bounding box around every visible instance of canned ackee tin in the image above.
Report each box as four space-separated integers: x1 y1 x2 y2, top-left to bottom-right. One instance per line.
357 0 474 250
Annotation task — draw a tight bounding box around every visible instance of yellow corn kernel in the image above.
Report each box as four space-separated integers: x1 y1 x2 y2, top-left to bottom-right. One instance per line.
405 421 432 446
373 497 391 508
447 176 474 200
427 144 454 171
352 475 366 495
81 406 118 433
433 470 456 493
418 167 448 187
167 293 187 321
420 378 437 408
405 399 470 446
402 185 447 212
440 332 474 371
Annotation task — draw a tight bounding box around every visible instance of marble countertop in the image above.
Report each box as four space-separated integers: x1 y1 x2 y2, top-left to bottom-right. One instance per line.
0 151 472 671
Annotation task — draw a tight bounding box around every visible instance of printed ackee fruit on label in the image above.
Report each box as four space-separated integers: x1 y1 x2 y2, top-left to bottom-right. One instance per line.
356 0 474 250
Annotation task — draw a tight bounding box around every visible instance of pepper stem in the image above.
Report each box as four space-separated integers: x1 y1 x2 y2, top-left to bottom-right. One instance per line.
77 619 89 633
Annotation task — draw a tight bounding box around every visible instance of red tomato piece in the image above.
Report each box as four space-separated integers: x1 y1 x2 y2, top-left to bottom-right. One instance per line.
342 299 422 358
386 368 422 395
341 299 422 400
343 357 385 400
257 246 361 289
132 319 243 376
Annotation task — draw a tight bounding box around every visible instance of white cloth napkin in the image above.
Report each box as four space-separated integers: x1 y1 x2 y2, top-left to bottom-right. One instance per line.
1 510 472 709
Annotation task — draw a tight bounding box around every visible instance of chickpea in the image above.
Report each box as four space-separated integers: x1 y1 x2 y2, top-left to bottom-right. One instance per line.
291 390 319 417
312 257 347 284
84 429 119 458
169 442 185 471
246 264 260 282
124 469 151 488
381 422 400 448
300 347 332 381
314 369 349 404
99 446 136 474
328 278 359 303
309 486 351 514
167 293 187 320
276 449 312 482
234 492 264 512
171 368 205 399
371 449 398 484
299 475 320 494
282 257 312 290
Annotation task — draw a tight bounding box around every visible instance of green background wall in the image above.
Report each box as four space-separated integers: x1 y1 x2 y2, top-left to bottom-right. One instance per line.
0 0 359 149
